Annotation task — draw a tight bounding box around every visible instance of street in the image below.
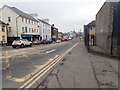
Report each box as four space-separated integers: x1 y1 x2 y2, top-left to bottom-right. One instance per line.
2 39 79 88
1 39 118 89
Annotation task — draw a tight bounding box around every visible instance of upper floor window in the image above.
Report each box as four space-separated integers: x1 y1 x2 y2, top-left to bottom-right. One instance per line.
22 27 24 33
33 21 34 25
29 28 31 32
22 17 24 22
8 27 11 32
2 24 5 32
8 17 11 22
29 20 30 24
26 18 27 23
2 36 5 41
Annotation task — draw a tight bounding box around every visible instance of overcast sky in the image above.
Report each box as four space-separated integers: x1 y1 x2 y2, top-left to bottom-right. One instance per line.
0 0 106 33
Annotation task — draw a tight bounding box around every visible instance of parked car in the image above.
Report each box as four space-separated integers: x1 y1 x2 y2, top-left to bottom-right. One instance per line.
56 40 61 43
61 39 65 42
12 39 32 48
33 40 40 45
46 40 52 44
68 37 72 40
40 40 47 44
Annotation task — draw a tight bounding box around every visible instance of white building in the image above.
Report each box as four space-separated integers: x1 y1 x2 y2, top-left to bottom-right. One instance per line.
0 5 39 44
38 19 51 41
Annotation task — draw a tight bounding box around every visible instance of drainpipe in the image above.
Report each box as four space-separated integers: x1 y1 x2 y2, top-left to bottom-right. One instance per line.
111 30 113 55
16 15 20 38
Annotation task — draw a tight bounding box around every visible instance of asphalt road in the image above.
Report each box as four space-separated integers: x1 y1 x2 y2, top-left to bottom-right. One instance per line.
2 39 79 88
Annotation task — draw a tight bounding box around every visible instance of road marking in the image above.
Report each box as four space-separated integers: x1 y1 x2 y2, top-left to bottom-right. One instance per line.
19 42 78 89
1 52 25 59
6 55 59 83
46 49 56 54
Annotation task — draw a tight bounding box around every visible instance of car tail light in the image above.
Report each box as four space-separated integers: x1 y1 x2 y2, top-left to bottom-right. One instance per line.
18 41 21 43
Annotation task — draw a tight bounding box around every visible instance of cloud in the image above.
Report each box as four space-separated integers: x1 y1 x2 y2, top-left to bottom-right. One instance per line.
1 0 106 32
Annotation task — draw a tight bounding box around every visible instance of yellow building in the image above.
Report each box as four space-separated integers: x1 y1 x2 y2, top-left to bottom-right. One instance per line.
0 20 8 45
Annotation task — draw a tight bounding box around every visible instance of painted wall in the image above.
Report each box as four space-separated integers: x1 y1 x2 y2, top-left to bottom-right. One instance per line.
0 24 7 44
39 21 51 40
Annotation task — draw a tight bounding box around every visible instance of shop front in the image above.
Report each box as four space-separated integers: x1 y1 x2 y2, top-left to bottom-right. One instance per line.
21 34 40 42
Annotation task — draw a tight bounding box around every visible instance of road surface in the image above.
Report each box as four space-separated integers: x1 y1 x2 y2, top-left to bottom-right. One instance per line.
2 39 79 88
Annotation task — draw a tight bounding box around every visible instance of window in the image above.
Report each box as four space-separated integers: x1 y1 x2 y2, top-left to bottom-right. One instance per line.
25 27 27 33
26 18 27 23
8 27 11 32
2 24 5 32
22 27 24 33
29 20 30 24
2 36 5 41
43 29 44 33
8 17 11 22
22 18 24 22
33 21 34 25
29 28 31 32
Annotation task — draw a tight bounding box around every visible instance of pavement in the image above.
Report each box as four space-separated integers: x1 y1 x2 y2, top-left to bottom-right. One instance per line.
38 41 118 89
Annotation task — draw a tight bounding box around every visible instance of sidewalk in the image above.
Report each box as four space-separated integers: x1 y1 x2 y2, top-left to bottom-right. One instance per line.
89 46 107 55
38 42 118 88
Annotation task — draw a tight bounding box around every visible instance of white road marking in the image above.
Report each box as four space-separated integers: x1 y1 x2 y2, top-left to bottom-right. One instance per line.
46 49 56 54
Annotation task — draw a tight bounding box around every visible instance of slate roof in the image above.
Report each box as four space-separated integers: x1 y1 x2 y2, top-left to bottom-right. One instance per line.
0 20 8 25
4 5 38 22
87 20 95 27
38 19 51 26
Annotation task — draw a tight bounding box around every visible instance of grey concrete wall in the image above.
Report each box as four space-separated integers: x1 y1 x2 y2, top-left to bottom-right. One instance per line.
95 2 114 54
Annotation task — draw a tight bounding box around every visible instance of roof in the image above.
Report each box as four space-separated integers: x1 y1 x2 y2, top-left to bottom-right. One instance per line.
38 19 51 26
4 5 38 22
87 20 95 27
0 20 8 25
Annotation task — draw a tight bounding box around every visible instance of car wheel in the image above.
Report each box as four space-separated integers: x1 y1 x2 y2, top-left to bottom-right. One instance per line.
12 46 16 49
21 44 24 48
30 44 32 47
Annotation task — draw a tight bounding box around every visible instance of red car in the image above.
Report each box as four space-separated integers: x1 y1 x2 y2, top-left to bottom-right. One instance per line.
40 40 47 44
61 39 65 42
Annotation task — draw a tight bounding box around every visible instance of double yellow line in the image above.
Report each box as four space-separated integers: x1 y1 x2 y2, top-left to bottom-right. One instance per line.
18 43 79 89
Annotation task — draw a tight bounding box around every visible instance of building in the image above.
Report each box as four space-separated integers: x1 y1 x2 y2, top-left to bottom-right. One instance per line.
0 5 39 44
69 31 77 38
0 20 8 45
38 19 51 41
51 24 58 41
84 20 96 46
58 32 63 39
96 2 120 57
